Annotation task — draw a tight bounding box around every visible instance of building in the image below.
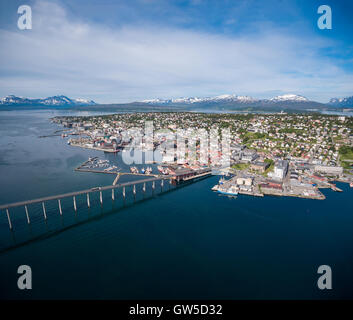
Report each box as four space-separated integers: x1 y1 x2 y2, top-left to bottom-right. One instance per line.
236 177 253 186
314 165 343 176
271 160 289 180
250 161 270 173
240 149 259 163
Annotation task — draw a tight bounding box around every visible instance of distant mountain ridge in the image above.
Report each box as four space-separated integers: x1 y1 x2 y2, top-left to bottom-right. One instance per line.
1 93 352 111
139 93 327 111
141 93 310 105
0 95 96 106
328 96 353 107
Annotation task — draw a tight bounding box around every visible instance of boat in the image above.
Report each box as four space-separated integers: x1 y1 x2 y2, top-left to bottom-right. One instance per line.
130 166 138 174
217 185 239 196
157 166 169 175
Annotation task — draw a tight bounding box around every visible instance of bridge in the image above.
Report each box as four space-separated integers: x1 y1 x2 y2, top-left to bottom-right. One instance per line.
0 169 212 231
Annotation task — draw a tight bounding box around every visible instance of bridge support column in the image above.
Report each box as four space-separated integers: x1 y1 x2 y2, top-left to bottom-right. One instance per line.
123 187 126 198
112 189 115 201
161 179 164 189
58 199 62 215
152 181 155 190
42 202 47 220
100 191 103 205
73 196 77 211
24 205 30 224
133 185 136 195
6 208 12 230
87 193 90 208
143 183 146 193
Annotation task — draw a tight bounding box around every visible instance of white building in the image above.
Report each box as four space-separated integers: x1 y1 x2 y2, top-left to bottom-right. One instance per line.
271 160 289 180
314 165 343 176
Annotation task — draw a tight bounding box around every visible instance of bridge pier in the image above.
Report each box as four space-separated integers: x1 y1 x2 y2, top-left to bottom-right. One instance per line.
112 189 115 201
25 205 30 224
87 193 90 208
73 196 77 211
123 187 126 198
58 199 62 215
143 183 146 193
133 184 136 195
42 202 47 220
161 179 164 190
152 181 155 190
100 191 103 205
6 208 12 230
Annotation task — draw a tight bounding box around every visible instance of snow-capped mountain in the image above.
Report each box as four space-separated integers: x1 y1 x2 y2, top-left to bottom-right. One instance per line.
269 94 309 102
0 95 96 106
140 93 313 105
142 94 258 105
328 96 353 107
138 93 328 111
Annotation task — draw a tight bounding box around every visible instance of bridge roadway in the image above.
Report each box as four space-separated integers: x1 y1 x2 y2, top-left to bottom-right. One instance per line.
0 176 170 210
0 169 212 211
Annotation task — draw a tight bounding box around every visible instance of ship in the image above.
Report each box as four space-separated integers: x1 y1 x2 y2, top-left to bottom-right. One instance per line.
217 185 238 196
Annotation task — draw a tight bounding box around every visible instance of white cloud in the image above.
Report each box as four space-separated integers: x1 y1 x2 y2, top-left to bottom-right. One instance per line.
0 0 352 103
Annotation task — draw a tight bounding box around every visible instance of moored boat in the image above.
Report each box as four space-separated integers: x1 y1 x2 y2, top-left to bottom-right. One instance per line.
217 185 238 196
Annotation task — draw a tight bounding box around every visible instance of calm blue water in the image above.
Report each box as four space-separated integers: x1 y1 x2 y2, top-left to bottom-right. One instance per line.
0 108 352 299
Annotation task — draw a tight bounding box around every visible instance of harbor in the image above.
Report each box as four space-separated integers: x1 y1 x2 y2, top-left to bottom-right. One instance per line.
210 168 351 200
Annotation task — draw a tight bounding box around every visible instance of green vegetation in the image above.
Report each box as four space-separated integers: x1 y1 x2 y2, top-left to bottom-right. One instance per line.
231 163 250 170
339 146 353 160
263 158 275 177
339 146 353 170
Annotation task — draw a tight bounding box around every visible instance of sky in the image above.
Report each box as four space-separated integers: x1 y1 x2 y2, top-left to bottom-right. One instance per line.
0 0 352 103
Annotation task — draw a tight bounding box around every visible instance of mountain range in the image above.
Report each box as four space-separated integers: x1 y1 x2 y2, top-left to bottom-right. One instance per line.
1 94 352 111
328 96 353 108
0 95 96 106
140 93 353 111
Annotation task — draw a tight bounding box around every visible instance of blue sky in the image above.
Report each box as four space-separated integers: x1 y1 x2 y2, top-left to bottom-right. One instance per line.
0 0 352 103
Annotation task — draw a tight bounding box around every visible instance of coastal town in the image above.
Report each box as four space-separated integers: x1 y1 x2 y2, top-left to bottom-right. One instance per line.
51 112 353 200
